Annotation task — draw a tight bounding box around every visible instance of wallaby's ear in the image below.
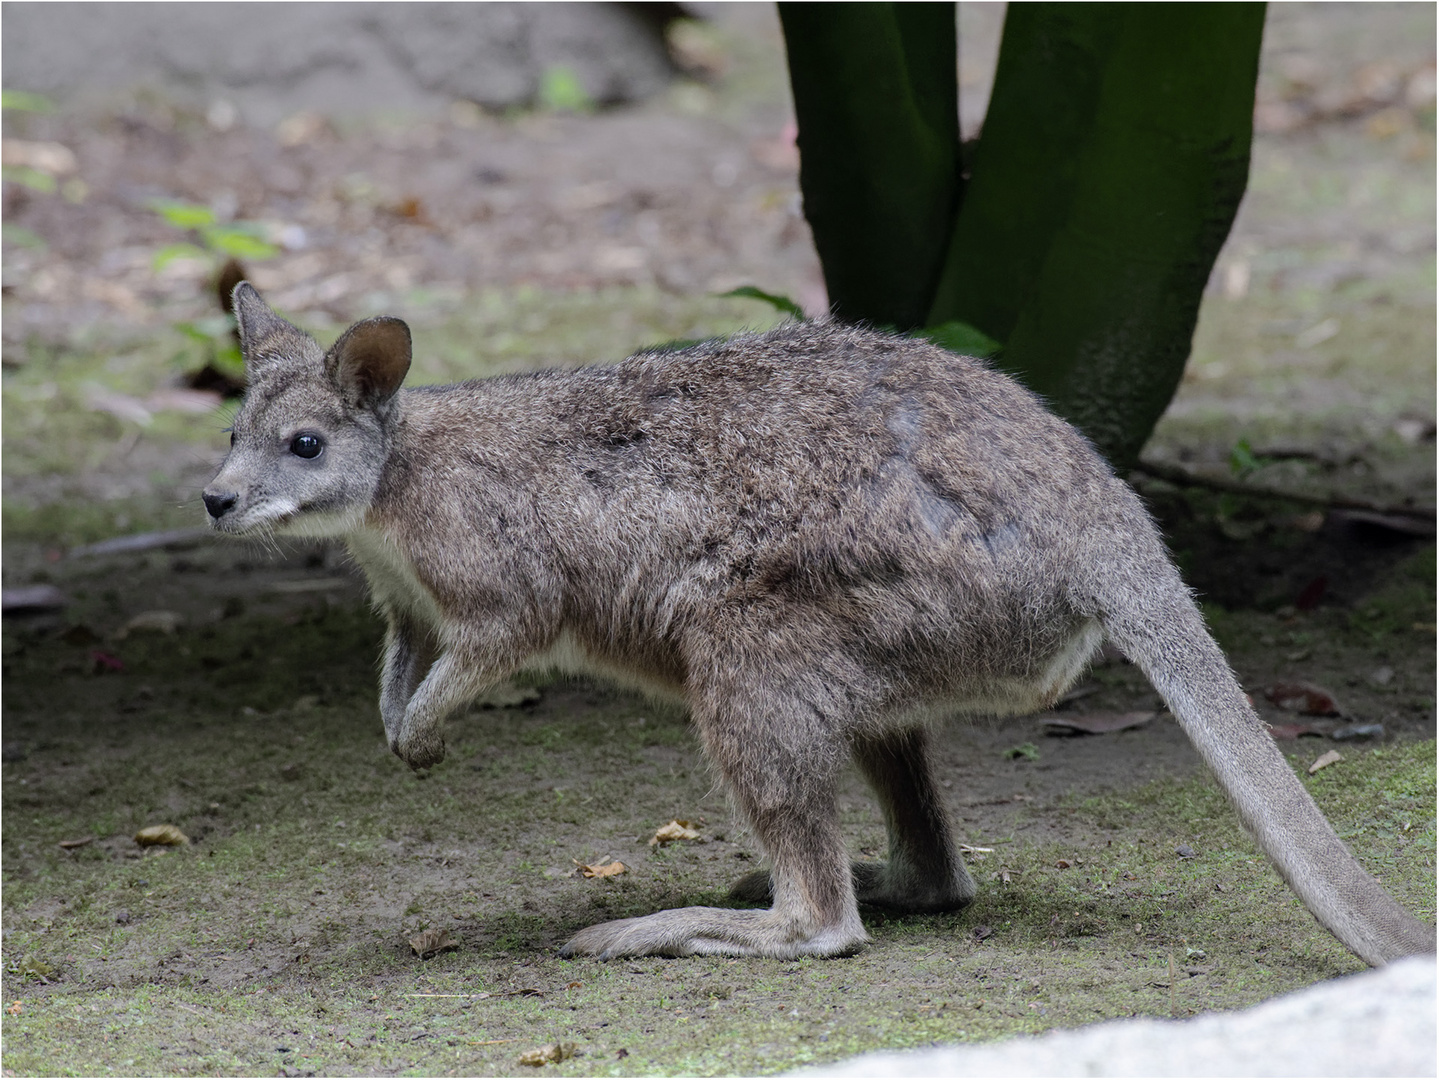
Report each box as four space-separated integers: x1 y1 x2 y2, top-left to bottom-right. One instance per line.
325 316 412 410
232 282 307 378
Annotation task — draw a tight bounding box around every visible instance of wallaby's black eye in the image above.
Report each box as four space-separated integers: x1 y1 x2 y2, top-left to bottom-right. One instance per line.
290 433 324 459
229 431 236 447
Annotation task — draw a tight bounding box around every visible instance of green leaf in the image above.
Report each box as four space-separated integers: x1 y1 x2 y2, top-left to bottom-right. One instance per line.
538 66 593 113
778 3 960 330
719 286 806 321
919 320 1002 359
2 224 46 250
213 342 245 375
173 316 236 342
150 200 216 230
172 320 215 345
1 90 54 113
1229 438 1266 478
152 243 210 272
1 165 56 193
199 226 279 261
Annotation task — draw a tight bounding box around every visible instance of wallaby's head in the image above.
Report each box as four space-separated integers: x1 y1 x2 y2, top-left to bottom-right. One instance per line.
202 283 411 538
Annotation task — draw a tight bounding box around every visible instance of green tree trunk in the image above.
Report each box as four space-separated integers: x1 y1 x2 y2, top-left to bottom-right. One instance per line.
778 2 1266 468
779 3 961 332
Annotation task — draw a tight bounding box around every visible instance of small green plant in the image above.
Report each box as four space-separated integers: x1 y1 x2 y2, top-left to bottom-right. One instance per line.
151 199 280 381
2 224 46 250
920 319 1002 360
721 286 1002 361
538 66 593 113
721 285 806 321
2 165 55 194
2 90 82 246
150 199 279 271
0 89 54 112
1006 742 1040 761
1228 437 1271 478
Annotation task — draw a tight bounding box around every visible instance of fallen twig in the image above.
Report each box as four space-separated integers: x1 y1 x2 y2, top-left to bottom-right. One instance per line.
68 528 213 558
1131 460 1435 524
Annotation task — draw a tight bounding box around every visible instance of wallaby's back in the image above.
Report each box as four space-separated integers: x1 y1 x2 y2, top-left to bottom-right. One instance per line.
373 324 1126 712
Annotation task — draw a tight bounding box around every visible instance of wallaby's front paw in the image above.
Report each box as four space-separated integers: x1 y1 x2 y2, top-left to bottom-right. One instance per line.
391 732 446 771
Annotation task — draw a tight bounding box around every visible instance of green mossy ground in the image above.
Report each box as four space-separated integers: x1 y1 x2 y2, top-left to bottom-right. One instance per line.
2 580 1433 1075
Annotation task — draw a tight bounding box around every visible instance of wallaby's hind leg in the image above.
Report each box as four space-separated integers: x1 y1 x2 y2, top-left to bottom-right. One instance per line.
731 727 976 913
851 727 977 910
561 694 868 959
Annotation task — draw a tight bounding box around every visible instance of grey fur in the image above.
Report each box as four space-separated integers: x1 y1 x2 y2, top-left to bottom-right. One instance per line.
205 284 1434 966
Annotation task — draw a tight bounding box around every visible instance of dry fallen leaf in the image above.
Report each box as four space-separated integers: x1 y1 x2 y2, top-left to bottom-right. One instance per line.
575 859 627 879
1264 682 1341 716
408 928 455 959
58 837 94 850
1308 749 1344 774
518 1042 576 1067
1265 721 1329 740
649 820 701 846
6 1001 21 1017
134 824 189 847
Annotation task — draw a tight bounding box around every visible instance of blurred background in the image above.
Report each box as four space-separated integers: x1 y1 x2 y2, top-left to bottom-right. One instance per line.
2 2 1432 555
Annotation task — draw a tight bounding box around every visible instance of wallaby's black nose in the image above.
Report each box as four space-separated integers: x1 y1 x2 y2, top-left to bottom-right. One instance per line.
203 491 238 519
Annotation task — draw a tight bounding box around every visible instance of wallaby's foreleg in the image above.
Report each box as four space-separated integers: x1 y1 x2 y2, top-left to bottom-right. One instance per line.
730 728 976 913
388 649 493 771
379 613 436 748
561 693 868 959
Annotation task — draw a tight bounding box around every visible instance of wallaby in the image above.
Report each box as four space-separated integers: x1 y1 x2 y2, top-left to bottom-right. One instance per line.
204 284 1434 966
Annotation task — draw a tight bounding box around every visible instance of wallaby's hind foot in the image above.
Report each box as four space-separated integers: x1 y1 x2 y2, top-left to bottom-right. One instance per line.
575 687 875 959
730 859 976 914
559 905 867 960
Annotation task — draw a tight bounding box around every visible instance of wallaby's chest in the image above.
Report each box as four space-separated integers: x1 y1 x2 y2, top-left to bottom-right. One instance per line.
345 527 446 632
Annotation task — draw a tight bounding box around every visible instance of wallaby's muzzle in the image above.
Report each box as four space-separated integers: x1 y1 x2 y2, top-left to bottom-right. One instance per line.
203 489 238 520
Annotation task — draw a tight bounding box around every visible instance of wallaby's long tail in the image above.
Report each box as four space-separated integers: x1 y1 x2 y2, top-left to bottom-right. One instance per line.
1093 545 1435 967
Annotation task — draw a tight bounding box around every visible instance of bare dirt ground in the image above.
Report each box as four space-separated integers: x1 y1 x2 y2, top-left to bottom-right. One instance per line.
1 5 1434 1077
